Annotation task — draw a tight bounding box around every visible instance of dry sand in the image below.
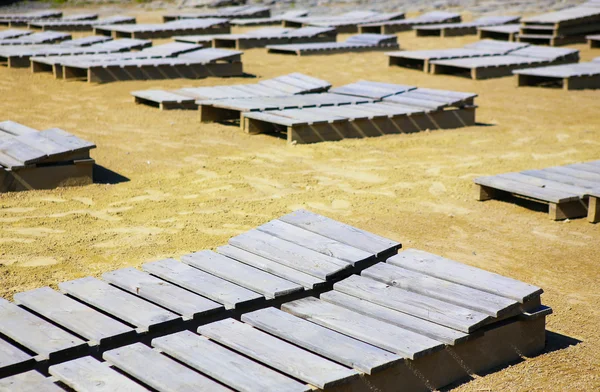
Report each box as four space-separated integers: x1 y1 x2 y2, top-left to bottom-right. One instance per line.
0 9 599 391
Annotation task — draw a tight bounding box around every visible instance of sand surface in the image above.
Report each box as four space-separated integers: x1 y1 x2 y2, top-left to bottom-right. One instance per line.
0 9 599 391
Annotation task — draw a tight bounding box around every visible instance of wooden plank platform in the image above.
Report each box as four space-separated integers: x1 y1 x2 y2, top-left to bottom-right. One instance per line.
478 24 521 41
518 6 600 46
359 11 461 34
414 16 521 37
475 160 600 221
163 5 271 23
29 15 135 32
230 10 308 26
0 370 64 392
282 10 405 33
0 31 71 46
0 29 32 40
514 61 600 89
94 18 230 39
267 33 399 56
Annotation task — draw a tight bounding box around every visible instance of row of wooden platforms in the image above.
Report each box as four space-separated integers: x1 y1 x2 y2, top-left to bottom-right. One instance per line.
358 11 460 34
413 16 520 38
0 31 71 46
0 210 550 391
0 121 95 193
266 34 399 56
475 160 600 222
28 15 136 32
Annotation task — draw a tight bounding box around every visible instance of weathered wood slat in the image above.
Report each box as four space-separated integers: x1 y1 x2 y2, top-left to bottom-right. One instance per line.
181 251 303 299
0 371 63 392
279 209 401 257
320 290 469 345
142 258 264 310
0 338 34 377
152 330 311 392
102 268 224 320
521 169 600 190
217 245 326 289
13 287 136 347
59 277 181 333
362 262 519 317
241 307 402 374
198 319 359 389
387 249 543 303
228 229 352 280
49 356 149 392
0 298 87 361
281 297 445 359
103 343 232 392
334 275 489 333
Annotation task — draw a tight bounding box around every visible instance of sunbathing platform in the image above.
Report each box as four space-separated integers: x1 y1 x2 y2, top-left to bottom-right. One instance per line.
0 207 549 391
414 16 521 37
0 10 62 26
475 161 600 222
28 15 136 31
0 29 32 40
283 11 405 33
0 121 95 193
1 13 96 28
93 18 230 39
230 10 308 26
588 34 600 48
518 6 600 46
513 59 600 89
0 31 71 46
132 72 331 110
163 5 271 23
174 26 337 49
267 34 399 56
478 24 521 41
359 11 461 34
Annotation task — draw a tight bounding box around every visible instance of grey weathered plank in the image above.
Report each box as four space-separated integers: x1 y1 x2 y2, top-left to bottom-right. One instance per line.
0 371 63 392
228 229 352 280
59 277 181 333
545 166 600 182
257 219 374 266
362 262 519 317
334 275 489 333
13 287 136 346
102 268 223 320
566 163 600 175
198 319 359 389
320 290 469 345
217 245 326 289
142 258 264 309
279 209 401 257
281 297 444 359
521 169 600 190
497 172 596 197
181 251 303 299
0 337 34 376
0 121 38 136
242 307 402 374
49 356 149 392
474 175 580 203
0 298 87 361
103 343 232 392
387 249 543 303
152 331 311 392
39 128 95 153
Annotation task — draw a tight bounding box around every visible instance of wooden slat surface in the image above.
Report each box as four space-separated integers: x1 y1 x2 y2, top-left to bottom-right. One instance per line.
49 356 149 392
103 343 232 392
102 268 224 320
0 371 63 392
181 251 303 299
281 297 445 359
152 330 311 392
0 337 34 376
242 307 402 374
198 319 359 389
14 287 136 346
142 258 263 309
474 174 580 203
334 275 489 333
59 277 181 333
387 249 543 303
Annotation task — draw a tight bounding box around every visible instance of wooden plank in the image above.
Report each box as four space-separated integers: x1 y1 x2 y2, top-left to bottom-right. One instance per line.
13 287 136 346
321 290 469 345
216 245 326 290
152 331 311 392
0 121 38 136
334 275 489 333
241 307 402 374
102 268 224 320
362 262 519 317
228 229 352 280
257 219 374 266
198 319 358 389
474 174 581 203
545 166 600 182
181 251 303 299
0 298 87 361
39 128 95 153
566 163 600 175
59 277 181 333
0 371 63 392
498 172 596 196
521 169 600 190
387 249 543 303
103 343 232 392
49 356 149 392
279 209 401 257
281 297 444 359
142 258 263 309
0 337 34 377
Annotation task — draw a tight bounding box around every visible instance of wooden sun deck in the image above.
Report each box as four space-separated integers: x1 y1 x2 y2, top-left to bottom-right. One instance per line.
513 60 600 89
267 34 399 56
0 31 71 46
359 11 461 34
28 15 135 32
282 11 405 33
518 6 600 46
414 16 521 37
93 18 230 39
230 10 308 26
163 5 271 23
478 23 521 41
475 161 600 222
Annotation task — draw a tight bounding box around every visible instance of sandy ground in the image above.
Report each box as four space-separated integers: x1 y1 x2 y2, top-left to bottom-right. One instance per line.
0 8 599 391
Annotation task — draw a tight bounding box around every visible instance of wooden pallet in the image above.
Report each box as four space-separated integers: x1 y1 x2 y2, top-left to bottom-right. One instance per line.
230 10 308 26
94 18 230 39
28 15 135 32
518 6 600 46
163 5 271 23
0 31 71 46
267 33 399 56
513 61 600 90
478 24 521 41
414 16 520 37
475 161 600 222
282 11 404 33
359 11 460 34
